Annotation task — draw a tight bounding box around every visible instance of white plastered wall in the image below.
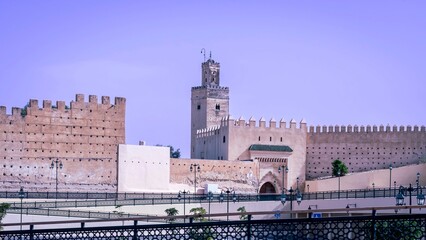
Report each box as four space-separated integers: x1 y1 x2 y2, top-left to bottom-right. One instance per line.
118 144 170 192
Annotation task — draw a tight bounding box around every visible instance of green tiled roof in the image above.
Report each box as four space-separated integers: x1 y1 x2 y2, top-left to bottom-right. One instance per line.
249 144 293 152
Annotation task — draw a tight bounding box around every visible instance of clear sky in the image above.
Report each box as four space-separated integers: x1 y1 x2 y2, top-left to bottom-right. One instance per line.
1 1 425 158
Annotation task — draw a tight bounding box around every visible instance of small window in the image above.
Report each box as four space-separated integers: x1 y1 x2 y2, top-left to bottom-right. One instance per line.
223 136 226 143
197 105 201 110
215 104 220 110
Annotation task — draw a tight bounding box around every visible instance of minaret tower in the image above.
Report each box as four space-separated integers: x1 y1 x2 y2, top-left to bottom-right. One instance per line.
191 58 229 158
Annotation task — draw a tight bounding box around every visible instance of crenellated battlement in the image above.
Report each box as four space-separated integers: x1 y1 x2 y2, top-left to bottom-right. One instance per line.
0 94 126 117
308 124 426 133
192 85 229 90
220 115 307 130
195 125 222 138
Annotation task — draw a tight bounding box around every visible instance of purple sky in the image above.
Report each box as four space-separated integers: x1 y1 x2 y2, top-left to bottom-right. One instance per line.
1 1 425 158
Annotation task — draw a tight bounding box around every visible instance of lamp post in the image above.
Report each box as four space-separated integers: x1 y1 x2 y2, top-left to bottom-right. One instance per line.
277 165 288 194
190 164 201 194
417 173 425 207
337 170 341 199
296 177 300 191
178 190 189 222
207 191 213 221
286 187 302 219
394 181 397 196
372 183 375 198
219 188 236 221
18 187 25 231
50 159 63 195
395 183 425 214
389 164 392 190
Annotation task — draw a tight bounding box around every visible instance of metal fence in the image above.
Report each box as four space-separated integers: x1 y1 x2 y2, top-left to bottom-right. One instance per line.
6 207 155 220
1 213 425 239
2 186 423 202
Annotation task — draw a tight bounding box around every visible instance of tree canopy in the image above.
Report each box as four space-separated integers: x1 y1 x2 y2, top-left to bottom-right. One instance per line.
332 159 348 177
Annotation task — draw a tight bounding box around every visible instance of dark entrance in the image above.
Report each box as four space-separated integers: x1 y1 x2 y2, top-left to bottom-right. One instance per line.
259 182 276 194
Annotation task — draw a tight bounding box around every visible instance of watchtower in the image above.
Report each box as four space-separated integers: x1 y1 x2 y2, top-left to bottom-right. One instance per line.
191 58 229 158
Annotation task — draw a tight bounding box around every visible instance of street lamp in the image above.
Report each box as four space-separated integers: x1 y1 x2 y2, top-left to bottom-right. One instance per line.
394 181 397 196
190 164 201 194
389 164 393 190
207 191 213 221
18 187 25 231
337 170 341 199
372 183 375 198
296 177 300 191
178 190 189 222
417 173 425 206
395 186 405 206
219 188 236 221
395 184 425 214
287 187 302 219
50 159 63 194
277 165 288 193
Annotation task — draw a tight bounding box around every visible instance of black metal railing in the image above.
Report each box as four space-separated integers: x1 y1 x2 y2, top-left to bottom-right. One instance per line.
1 212 425 239
2 186 423 202
5 207 157 220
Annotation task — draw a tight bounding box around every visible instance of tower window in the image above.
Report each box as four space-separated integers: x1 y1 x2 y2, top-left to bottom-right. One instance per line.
197 105 200 110
223 136 226 143
215 104 220 110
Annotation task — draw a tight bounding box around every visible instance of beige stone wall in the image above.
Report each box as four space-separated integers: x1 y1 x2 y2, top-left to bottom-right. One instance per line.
0 94 125 192
306 163 426 192
227 118 307 191
191 86 229 159
306 125 426 180
170 158 259 193
118 144 170 192
193 117 307 192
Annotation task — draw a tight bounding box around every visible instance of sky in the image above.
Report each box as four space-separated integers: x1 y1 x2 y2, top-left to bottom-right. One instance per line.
1 1 425 158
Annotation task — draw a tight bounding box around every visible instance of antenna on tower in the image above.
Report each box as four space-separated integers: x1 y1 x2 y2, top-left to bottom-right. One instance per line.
209 51 212 60
201 48 206 62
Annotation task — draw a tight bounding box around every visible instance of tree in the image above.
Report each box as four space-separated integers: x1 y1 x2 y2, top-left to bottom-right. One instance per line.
237 206 248 220
189 207 207 222
0 203 11 230
169 145 181 158
155 144 181 158
165 207 179 223
332 159 348 177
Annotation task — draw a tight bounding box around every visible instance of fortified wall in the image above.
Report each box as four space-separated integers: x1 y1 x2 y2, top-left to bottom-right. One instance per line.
195 116 308 192
0 94 126 191
170 158 260 193
306 125 426 180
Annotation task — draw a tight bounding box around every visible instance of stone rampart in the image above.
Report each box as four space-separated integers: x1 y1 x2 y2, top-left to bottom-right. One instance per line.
170 158 259 193
0 94 126 192
306 124 426 180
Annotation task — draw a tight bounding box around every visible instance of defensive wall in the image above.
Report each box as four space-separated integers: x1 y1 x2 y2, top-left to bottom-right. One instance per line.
195 116 307 192
0 94 126 192
170 158 260 193
306 163 426 192
306 125 426 180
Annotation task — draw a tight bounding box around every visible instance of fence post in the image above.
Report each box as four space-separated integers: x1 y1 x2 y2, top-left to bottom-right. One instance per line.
133 220 138 240
371 209 377 240
30 224 34 240
247 215 252 240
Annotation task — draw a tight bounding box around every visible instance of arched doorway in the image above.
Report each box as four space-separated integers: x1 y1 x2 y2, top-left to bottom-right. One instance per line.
259 182 276 194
